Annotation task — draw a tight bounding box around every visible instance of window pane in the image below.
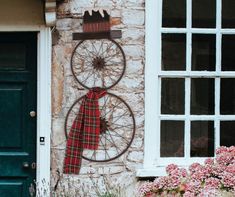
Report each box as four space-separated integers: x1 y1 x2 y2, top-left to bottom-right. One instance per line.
192 34 216 71
162 0 186 27
222 35 235 71
0 43 26 70
161 78 185 114
191 121 214 157
222 0 235 28
220 79 235 114
162 34 186 70
191 78 214 115
220 121 235 147
161 121 184 157
192 0 216 28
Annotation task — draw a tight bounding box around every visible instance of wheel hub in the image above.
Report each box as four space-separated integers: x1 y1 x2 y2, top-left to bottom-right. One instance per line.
100 117 109 134
93 57 106 70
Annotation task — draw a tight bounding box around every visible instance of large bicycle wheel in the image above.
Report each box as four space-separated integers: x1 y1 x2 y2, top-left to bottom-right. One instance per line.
65 92 135 162
71 39 126 90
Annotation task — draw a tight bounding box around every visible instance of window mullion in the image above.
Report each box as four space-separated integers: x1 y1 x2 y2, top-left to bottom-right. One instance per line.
215 78 220 149
185 0 192 159
216 0 222 30
185 78 191 159
216 23 222 73
157 78 161 161
187 0 192 30
215 0 222 150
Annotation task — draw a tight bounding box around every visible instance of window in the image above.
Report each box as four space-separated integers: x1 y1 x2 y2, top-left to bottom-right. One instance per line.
139 0 235 176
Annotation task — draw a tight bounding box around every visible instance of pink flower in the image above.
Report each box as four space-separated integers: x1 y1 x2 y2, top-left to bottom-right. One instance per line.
145 193 154 197
221 171 235 189
154 176 168 190
137 146 235 197
216 146 228 155
205 177 220 189
166 164 179 175
185 180 202 194
190 165 210 181
204 158 214 165
138 182 154 197
226 164 235 174
216 152 233 165
180 168 188 178
198 188 220 197
183 191 195 197
166 175 181 190
227 146 235 153
211 163 226 177
189 163 201 173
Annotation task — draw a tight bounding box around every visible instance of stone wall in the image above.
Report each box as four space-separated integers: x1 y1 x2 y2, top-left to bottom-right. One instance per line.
51 0 145 196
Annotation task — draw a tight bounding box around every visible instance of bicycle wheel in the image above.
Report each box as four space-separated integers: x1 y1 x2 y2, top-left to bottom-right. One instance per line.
65 92 135 162
71 39 126 90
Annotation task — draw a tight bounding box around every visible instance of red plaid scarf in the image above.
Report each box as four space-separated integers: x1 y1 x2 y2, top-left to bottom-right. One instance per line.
64 88 106 174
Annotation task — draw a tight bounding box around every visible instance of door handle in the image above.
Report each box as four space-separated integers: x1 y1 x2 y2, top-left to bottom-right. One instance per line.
22 162 36 169
31 162 36 169
29 111 36 117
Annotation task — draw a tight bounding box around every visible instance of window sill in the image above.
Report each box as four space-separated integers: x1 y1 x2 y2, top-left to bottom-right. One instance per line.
136 167 167 177
136 164 193 178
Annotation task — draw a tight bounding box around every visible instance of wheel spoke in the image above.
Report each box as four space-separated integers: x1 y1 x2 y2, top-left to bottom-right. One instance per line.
103 99 123 118
102 132 121 154
104 65 121 73
91 41 99 55
108 130 130 145
99 135 111 159
81 41 97 57
97 40 104 56
90 149 96 160
111 110 130 125
111 123 133 130
100 95 109 114
99 42 115 57
80 69 94 84
73 52 93 64
105 59 123 66
104 50 121 61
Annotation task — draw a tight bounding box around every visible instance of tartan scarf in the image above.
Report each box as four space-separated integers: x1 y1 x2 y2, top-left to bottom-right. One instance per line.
63 88 106 174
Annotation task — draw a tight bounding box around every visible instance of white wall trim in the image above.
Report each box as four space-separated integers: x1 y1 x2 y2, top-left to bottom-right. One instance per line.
0 26 52 195
139 0 161 174
37 27 52 196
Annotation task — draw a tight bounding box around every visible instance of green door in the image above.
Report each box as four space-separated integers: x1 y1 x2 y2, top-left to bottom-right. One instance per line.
0 33 37 196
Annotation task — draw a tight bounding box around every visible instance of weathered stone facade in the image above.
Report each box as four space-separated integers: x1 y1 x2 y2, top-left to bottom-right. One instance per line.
51 0 145 196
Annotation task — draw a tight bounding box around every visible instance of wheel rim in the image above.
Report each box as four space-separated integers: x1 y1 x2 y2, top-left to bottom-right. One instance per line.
71 39 126 90
64 92 135 162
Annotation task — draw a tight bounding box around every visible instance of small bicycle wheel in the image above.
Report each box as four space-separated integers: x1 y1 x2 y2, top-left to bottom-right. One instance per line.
65 92 135 162
71 39 126 90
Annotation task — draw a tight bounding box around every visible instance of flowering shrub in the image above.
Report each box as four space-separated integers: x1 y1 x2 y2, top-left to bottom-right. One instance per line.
138 146 235 197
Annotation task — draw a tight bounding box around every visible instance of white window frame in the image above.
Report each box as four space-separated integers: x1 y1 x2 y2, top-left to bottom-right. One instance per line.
0 26 51 195
138 0 235 177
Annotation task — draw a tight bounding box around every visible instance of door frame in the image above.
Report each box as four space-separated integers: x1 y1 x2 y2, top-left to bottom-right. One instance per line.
0 26 51 196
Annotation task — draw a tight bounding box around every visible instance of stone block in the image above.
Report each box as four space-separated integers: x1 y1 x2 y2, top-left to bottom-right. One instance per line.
127 151 144 162
122 9 145 26
123 45 144 59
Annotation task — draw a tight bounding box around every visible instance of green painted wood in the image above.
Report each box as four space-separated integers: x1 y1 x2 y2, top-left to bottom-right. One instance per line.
0 33 37 197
